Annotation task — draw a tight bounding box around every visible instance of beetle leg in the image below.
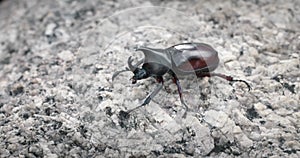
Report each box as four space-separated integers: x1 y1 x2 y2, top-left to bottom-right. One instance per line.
170 73 188 118
126 76 164 113
196 72 251 91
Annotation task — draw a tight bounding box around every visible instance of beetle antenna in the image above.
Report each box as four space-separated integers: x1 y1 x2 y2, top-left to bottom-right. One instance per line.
112 68 130 81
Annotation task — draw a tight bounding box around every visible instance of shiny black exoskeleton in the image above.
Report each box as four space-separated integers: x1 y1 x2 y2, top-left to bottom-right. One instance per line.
113 43 250 117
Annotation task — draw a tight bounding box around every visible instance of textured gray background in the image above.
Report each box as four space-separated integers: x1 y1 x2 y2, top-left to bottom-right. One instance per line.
0 0 299 157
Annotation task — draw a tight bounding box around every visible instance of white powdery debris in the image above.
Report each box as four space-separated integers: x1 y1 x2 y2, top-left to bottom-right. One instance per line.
204 110 253 149
232 126 253 149
204 110 235 132
45 23 57 36
58 50 74 61
146 102 182 134
184 115 214 155
232 109 255 126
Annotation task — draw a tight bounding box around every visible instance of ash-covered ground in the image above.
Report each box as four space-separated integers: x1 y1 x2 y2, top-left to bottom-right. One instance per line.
0 0 299 157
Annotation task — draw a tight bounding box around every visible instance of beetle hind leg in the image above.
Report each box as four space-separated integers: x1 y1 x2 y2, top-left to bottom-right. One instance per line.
196 72 251 91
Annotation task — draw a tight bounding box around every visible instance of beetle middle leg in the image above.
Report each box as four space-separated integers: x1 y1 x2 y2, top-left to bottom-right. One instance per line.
196 72 251 91
126 76 164 113
169 72 188 118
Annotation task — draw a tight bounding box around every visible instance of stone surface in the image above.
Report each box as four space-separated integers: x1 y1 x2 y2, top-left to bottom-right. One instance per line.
0 0 299 157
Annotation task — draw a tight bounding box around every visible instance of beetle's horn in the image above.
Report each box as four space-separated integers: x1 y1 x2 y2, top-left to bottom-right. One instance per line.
112 57 144 81
128 56 137 72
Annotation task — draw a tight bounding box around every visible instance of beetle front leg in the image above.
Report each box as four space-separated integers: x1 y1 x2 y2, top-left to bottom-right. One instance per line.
126 76 164 113
142 76 164 106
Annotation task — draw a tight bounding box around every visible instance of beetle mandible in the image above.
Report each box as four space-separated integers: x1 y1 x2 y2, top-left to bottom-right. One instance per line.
112 43 250 117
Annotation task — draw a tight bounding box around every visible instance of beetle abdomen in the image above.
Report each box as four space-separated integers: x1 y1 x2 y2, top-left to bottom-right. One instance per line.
178 57 218 72
170 43 219 74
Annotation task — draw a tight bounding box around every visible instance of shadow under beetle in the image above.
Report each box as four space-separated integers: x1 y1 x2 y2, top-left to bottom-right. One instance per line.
112 43 250 117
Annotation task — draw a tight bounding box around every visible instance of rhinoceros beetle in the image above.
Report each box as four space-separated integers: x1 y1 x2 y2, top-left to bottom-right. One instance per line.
112 43 250 117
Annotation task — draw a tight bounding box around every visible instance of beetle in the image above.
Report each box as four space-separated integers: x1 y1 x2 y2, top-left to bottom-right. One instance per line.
112 43 250 117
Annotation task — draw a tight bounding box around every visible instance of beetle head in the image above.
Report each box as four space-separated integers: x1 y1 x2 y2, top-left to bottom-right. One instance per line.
128 56 148 84
131 68 147 84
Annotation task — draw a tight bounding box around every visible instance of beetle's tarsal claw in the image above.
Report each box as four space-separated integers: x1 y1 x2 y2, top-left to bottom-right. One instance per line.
232 79 251 91
126 104 146 114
